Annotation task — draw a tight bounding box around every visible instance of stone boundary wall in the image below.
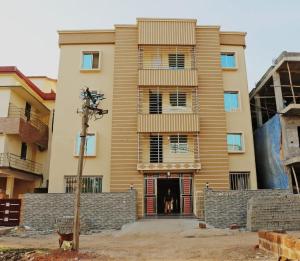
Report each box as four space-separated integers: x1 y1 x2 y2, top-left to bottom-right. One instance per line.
258 231 300 259
247 194 300 231
20 190 136 232
204 189 290 228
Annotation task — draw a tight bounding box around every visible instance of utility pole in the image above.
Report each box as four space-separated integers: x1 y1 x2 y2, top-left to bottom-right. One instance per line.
72 88 108 251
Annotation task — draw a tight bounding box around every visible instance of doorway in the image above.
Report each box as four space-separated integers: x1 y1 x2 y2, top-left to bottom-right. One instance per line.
157 178 180 215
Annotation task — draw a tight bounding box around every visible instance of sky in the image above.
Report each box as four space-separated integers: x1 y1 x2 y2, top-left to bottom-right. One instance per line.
1 0 300 90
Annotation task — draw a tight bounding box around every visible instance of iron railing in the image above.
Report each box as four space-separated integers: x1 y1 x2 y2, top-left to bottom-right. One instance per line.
138 46 196 70
0 153 43 175
138 87 199 114
8 104 48 133
230 172 250 190
64 176 102 193
138 133 200 165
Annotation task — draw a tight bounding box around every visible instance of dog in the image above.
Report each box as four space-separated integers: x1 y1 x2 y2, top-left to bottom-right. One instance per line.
57 231 73 249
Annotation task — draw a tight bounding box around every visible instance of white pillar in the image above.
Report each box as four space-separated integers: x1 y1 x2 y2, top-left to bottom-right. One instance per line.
273 72 284 112
5 176 14 198
254 95 263 127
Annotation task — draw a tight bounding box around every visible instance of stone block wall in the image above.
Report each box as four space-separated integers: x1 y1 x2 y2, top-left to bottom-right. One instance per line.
258 231 300 259
247 194 300 231
204 189 290 228
20 190 136 232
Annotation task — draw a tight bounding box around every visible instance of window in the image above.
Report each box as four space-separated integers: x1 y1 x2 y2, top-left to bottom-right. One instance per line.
75 133 96 156
81 52 100 70
227 133 243 152
168 54 185 69
224 92 239 112
170 135 188 153
25 102 31 121
20 142 27 160
149 91 162 114
221 53 236 68
65 176 102 193
170 92 186 107
150 135 163 163
230 172 250 190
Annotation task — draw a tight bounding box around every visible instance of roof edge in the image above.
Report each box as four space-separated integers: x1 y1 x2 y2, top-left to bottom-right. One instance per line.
0 66 56 100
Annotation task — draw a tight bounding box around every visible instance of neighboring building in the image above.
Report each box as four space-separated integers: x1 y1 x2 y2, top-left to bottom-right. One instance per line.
49 18 257 218
250 52 300 194
0 66 56 198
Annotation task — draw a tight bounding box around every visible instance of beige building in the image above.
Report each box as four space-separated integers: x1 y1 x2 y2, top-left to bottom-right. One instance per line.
49 18 257 217
0 66 56 198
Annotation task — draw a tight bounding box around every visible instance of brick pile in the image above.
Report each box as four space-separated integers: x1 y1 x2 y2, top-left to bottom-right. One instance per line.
258 231 300 259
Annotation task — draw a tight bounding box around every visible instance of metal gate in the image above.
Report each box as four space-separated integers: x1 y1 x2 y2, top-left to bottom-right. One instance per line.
144 174 193 216
0 199 21 226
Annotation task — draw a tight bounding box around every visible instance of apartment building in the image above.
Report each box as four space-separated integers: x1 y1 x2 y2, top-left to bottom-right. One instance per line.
0 66 56 198
250 52 300 193
49 18 257 217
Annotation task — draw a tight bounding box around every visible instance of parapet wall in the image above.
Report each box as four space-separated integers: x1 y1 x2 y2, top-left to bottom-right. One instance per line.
20 191 137 232
247 194 300 231
204 189 290 228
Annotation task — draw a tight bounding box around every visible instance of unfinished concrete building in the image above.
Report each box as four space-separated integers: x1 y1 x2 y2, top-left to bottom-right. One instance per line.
250 52 300 193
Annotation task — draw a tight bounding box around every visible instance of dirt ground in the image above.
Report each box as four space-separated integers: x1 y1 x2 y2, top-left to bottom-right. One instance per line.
0 219 291 261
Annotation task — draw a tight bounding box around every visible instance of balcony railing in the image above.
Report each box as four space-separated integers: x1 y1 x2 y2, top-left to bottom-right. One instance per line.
8 104 48 133
138 46 196 70
138 87 199 114
137 133 201 171
0 153 43 175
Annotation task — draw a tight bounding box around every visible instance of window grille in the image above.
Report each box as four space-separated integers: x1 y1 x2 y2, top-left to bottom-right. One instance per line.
168 54 185 69
149 91 162 114
65 176 102 193
170 91 186 107
150 135 163 163
230 172 250 190
170 135 188 153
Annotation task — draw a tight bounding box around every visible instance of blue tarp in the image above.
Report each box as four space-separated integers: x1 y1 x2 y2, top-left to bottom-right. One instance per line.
254 114 289 189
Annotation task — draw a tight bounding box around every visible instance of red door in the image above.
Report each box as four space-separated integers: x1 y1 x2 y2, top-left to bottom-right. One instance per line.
145 177 156 215
181 176 193 215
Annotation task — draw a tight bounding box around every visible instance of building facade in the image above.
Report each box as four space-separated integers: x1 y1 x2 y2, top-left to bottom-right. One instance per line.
250 52 300 194
0 66 56 198
49 18 257 217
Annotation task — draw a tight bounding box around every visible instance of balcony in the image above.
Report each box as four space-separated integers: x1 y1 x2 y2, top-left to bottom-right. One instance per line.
137 87 199 132
0 104 49 150
137 133 201 171
0 153 43 175
138 46 197 86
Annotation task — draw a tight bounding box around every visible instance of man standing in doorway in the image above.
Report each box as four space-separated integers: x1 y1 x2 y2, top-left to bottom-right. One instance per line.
164 188 173 214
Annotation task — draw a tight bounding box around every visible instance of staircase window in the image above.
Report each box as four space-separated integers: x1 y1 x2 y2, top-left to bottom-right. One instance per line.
150 135 163 163
149 91 162 114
